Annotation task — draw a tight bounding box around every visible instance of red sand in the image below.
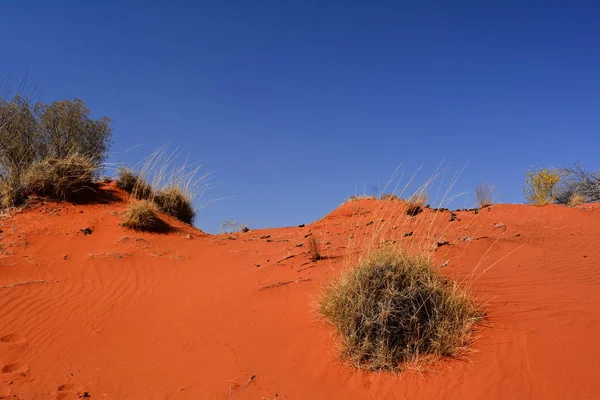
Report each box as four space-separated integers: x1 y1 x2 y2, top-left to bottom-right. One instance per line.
1 184 600 399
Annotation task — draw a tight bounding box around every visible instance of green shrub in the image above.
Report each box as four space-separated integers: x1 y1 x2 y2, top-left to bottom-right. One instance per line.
0 95 111 207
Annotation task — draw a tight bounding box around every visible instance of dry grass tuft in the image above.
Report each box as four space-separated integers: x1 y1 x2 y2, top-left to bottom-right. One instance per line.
307 236 322 261
380 193 400 201
318 246 483 371
20 153 96 201
154 186 196 224
475 184 494 208
405 194 427 216
568 192 585 207
116 167 153 200
121 200 163 231
346 195 376 202
0 181 23 209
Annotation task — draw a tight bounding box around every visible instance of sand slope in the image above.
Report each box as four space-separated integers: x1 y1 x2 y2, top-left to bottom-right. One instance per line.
1 185 600 399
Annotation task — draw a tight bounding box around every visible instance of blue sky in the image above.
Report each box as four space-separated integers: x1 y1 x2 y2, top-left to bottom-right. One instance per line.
1 1 599 232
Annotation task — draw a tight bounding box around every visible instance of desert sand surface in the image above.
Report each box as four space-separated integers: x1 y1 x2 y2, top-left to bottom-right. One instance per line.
1 183 600 399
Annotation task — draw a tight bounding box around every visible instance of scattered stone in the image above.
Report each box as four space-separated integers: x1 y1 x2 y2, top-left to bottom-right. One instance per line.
254 264 261 268
436 238 450 247
298 224 305 228
80 228 93 235
260 235 271 239
295 243 303 247
63 255 69 260
366 221 373 226
449 213 458 222
266 239 274 243
403 232 414 237
304 233 312 238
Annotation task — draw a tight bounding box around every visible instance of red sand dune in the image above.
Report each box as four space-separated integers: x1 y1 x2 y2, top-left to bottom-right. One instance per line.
1 183 600 399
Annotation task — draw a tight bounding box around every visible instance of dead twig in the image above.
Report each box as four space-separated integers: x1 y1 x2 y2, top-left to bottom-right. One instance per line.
297 264 316 273
228 374 255 398
258 278 312 291
0 279 59 289
275 254 296 264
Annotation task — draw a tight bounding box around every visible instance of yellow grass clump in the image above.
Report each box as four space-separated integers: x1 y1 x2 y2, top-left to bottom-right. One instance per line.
405 193 427 216
307 235 322 261
318 246 483 371
475 184 494 208
21 153 96 201
568 192 585 207
154 186 195 224
116 167 153 200
121 200 163 231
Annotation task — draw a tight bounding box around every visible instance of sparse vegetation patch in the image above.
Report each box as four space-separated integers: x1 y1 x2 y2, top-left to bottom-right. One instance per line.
475 184 494 208
121 200 163 231
154 186 195 224
21 153 97 201
524 168 560 205
405 194 427 216
318 247 483 371
307 236 322 261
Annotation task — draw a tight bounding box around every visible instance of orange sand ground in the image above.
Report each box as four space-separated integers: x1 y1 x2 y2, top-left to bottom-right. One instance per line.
1 183 600 399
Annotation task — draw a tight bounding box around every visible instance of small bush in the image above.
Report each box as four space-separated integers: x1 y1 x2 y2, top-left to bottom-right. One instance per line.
0 180 24 209
556 163 600 204
405 194 427 216
154 186 195 224
318 247 482 371
568 193 585 207
115 167 153 200
524 168 561 205
115 168 138 192
0 94 111 207
121 200 162 231
21 154 96 201
220 219 247 233
475 184 494 208
307 236 322 261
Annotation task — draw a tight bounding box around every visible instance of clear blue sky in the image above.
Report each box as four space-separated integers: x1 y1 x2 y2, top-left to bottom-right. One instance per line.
2 1 599 232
